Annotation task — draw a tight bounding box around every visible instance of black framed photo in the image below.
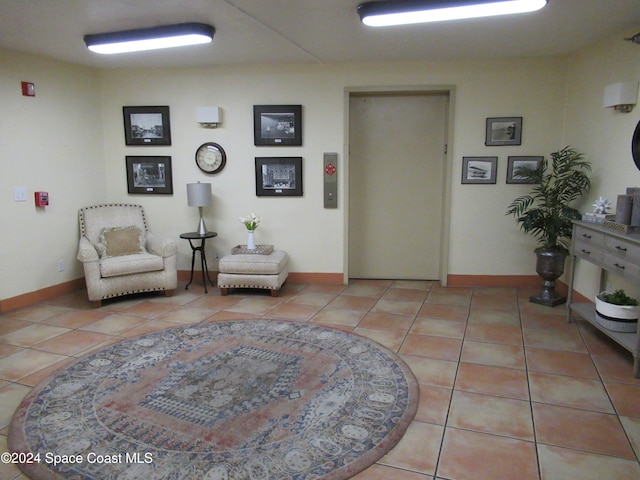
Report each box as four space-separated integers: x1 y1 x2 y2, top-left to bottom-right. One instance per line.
123 106 171 146
253 105 302 146
255 157 303 196
461 157 497 184
507 156 543 184
126 156 173 194
485 116 522 146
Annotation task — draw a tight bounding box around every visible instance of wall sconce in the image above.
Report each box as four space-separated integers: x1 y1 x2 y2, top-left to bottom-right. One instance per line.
187 182 212 235
603 81 639 113
196 106 222 128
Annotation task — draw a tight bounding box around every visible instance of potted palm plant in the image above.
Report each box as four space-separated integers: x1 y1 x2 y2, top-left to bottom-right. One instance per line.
506 146 591 306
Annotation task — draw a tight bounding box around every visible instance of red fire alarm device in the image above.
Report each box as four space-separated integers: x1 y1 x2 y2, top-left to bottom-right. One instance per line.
21 81 35 97
35 191 49 207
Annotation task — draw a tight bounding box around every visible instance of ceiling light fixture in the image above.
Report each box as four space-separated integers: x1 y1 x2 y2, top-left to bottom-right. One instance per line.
358 0 548 27
84 22 215 54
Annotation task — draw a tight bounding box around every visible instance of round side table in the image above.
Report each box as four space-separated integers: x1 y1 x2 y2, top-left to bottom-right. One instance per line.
179 231 217 293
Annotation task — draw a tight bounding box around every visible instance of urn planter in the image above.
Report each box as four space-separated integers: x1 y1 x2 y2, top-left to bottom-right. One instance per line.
529 247 568 307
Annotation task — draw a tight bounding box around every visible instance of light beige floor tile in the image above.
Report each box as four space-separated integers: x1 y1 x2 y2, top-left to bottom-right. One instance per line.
529 372 614 413
409 317 466 339
1 324 70 347
0 383 31 430
455 363 529 400
400 355 457 389
399 334 462 362
438 428 538 480
538 444 640 480
0 349 69 382
448 390 534 440
378 421 443 475
533 403 635 459
353 328 406 352
461 340 525 369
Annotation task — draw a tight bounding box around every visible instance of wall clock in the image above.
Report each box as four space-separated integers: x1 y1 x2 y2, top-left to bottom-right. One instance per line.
195 142 226 174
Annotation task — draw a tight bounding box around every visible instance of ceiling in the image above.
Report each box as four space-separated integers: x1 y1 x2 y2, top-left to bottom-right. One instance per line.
1 0 639 69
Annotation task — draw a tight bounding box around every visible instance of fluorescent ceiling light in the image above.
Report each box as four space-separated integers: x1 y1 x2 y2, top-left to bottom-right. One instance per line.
358 0 548 27
84 23 215 54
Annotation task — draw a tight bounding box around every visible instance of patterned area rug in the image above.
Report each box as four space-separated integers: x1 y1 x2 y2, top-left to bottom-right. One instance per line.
9 320 419 480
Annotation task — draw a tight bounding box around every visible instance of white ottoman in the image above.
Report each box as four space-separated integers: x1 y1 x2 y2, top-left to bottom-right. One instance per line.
218 250 289 296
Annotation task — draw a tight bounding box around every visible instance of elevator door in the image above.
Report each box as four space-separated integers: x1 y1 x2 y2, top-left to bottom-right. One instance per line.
348 93 447 279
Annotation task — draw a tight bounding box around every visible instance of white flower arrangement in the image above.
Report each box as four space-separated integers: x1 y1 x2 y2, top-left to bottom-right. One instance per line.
239 213 261 231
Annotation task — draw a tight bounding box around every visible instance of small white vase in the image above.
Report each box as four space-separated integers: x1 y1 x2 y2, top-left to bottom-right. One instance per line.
247 230 256 250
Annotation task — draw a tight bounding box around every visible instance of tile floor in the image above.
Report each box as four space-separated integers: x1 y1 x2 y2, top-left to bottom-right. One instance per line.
1 279 640 479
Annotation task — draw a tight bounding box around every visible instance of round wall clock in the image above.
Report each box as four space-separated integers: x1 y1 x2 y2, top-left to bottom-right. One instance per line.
195 142 226 174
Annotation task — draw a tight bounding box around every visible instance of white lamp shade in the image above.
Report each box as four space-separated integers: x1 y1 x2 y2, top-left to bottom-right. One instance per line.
603 82 639 108
187 182 212 207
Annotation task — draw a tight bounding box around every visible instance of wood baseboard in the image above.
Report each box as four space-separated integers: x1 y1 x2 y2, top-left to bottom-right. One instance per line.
447 274 542 287
0 278 86 314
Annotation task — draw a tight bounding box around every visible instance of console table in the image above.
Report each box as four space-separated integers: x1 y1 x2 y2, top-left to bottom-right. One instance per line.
567 220 640 377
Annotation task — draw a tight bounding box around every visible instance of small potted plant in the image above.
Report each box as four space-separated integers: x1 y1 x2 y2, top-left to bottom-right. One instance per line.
595 289 639 333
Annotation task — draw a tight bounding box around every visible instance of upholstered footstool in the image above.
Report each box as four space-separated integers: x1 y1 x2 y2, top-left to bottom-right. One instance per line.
218 250 288 296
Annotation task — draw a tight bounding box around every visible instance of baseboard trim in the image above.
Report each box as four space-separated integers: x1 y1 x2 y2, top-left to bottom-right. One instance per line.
0 278 86 314
287 272 345 285
447 274 542 287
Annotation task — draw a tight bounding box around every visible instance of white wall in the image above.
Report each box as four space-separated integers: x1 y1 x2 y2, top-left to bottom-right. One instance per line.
0 49 104 300
563 27 640 300
99 57 568 279
5 28 637 303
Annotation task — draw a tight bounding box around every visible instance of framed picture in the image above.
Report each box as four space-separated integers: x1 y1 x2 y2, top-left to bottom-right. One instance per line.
255 157 303 196
123 106 171 146
485 116 522 146
507 156 543 184
253 105 302 146
126 156 173 194
461 157 497 184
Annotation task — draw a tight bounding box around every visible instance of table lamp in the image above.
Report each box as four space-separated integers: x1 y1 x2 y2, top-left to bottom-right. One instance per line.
187 182 212 235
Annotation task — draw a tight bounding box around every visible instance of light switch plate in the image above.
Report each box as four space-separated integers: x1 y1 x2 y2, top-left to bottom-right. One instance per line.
14 187 27 202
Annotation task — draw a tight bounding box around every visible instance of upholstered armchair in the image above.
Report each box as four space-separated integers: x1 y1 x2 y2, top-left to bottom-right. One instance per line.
77 204 178 306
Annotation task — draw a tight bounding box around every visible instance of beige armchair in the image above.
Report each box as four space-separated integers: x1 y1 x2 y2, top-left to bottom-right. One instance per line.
77 204 177 306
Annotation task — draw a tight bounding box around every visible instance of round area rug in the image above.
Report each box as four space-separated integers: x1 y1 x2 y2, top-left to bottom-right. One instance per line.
9 320 418 480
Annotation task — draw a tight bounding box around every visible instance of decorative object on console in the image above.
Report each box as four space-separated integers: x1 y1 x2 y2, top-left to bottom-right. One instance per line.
602 187 640 233
583 196 615 224
506 146 591 306
187 182 212 235
195 142 226 174
595 290 639 333
123 106 171 145
485 116 522 146
253 105 302 146
126 156 173 194
239 212 261 250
